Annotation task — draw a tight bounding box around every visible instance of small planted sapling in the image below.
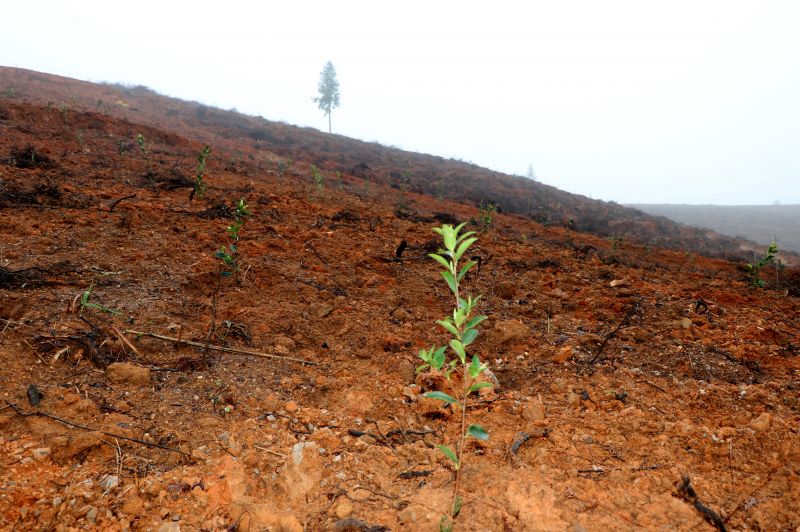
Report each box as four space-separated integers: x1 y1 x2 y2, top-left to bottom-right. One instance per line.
215 199 250 276
191 145 211 200
417 223 491 531
745 240 778 288
311 164 324 193
135 133 154 183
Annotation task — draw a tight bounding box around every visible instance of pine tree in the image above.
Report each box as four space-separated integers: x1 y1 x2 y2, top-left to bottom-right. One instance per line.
313 61 340 133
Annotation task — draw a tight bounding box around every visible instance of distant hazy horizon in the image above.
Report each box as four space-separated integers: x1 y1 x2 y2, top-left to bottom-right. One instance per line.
1 1 797 205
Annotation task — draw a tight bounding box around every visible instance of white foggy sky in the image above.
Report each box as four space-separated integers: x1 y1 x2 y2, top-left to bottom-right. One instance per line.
2 0 798 204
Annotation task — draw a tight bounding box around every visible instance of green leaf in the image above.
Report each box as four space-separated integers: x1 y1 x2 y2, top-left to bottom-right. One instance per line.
467 424 489 440
416 363 430 373
432 346 447 369
441 271 457 294
462 328 478 346
436 319 459 338
457 260 476 282
429 253 452 271
453 222 468 236
442 226 456 251
424 391 458 405
465 315 487 329
468 382 493 394
449 339 466 362
454 237 477 262
468 355 484 378
437 444 459 467
453 495 463 517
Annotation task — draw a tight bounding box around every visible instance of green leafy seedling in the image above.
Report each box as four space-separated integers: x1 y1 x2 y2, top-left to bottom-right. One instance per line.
78 283 119 315
745 240 778 288
214 198 250 276
417 222 490 530
311 164 324 193
192 145 211 200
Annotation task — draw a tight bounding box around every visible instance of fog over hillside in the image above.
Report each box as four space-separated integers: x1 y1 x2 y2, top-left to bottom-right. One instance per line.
629 203 800 255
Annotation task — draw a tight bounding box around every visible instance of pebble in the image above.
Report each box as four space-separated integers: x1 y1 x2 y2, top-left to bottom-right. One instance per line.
31 447 51 461
522 402 545 421
750 412 772 432
335 499 354 518
285 401 298 413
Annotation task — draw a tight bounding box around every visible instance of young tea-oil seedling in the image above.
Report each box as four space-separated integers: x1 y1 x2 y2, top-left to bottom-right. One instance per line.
311 164 325 192
135 133 154 183
477 201 496 234
192 145 211 200
417 223 491 531
746 240 778 288
77 283 119 316
214 198 251 276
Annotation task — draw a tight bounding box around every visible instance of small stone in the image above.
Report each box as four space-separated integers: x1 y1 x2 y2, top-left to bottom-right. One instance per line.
335 499 354 518
99 475 120 492
278 515 303 532
552 346 573 364
494 320 530 346
285 401 298 413
106 362 151 386
522 402 545 421
348 488 372 501
172 514 181 522
609 279 627 287
679 318 692 330
31 447 51 461
86 506 98 522
750 412 772 432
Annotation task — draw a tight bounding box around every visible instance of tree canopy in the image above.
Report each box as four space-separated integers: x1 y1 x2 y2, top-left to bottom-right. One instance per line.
313 61 340 133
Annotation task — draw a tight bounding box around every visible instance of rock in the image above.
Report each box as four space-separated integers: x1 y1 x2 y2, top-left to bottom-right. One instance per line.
63 432 102 458
310 303 333 319
347 488 372 502
609 279 628 287
335 499 354 518
31 447 51 461
522 402 546 421
157 524 180 532
279 442 323 500
106 363 151 386
398 504 426 524
278 515 303 532
552 345 573 364
310 428 342 453
86 506 98 522
750 413 772 432
285 401 298 413
398 359 416 384
493 320 530 346
99 475 120 492
678 318 692 330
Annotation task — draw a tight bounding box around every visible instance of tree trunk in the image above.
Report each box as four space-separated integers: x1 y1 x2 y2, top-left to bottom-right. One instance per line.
328 111 332 134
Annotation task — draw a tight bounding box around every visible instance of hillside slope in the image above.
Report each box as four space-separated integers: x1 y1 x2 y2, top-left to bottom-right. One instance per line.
0 72 799 530
1 66 791 265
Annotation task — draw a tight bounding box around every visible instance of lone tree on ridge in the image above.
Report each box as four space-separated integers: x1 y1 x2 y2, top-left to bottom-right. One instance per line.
313 61 340 134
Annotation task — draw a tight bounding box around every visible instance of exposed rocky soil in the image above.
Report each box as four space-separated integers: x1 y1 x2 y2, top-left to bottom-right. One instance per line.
0 79 799 531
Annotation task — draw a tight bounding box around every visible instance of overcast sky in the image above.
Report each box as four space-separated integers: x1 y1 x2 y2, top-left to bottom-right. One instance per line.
2 1 798 204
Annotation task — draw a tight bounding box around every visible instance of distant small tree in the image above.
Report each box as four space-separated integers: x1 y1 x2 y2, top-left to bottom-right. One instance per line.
313 61 340 134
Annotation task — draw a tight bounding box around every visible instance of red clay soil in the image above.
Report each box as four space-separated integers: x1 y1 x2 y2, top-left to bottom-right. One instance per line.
0 90 799 531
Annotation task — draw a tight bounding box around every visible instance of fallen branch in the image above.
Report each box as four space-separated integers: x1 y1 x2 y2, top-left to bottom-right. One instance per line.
124 330 316 366
676 475 727 532
589 299 640 365
108 194 136 212
5 401 190 457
